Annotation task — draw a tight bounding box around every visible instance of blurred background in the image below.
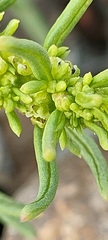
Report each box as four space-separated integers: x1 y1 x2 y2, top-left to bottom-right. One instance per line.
0 0 108 239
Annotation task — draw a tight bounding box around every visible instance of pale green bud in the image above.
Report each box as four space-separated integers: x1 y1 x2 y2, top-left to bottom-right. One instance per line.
83 72 92 85
57 46 70 59
55 81 66 92
17 63 32 76
67 77 80 87
48 45 58 56
12 87 32 104
70 103 79 111
52 92 71 111
51 57 72 80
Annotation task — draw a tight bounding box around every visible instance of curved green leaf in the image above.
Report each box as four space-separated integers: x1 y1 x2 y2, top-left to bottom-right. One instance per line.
0 36 52 82
65 126 108 201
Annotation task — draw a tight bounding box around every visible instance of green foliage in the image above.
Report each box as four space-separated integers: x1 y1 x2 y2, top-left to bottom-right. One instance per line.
0 0 108 238
21 125 58 221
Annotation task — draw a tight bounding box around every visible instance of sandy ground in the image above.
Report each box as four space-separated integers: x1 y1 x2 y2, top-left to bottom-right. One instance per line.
0 112 108 240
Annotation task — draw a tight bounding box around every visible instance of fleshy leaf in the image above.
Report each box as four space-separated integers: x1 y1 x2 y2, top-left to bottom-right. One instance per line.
65 126 108 201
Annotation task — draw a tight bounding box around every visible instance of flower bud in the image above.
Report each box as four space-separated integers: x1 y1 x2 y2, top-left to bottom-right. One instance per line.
51 57 72 80
52 92 71 111
55 81 66 92
17 63 32 76
12 87 32 104
67 77 80 87
48 45 58 56
57 46 70 59
83 72 92 85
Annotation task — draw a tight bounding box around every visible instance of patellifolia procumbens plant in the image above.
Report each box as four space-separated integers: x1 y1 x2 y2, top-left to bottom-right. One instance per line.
0 0 108 237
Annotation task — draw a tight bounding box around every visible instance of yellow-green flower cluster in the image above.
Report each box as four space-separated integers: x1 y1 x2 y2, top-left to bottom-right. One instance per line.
0 13 108 151
0 42 108 150
47 46 108 150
